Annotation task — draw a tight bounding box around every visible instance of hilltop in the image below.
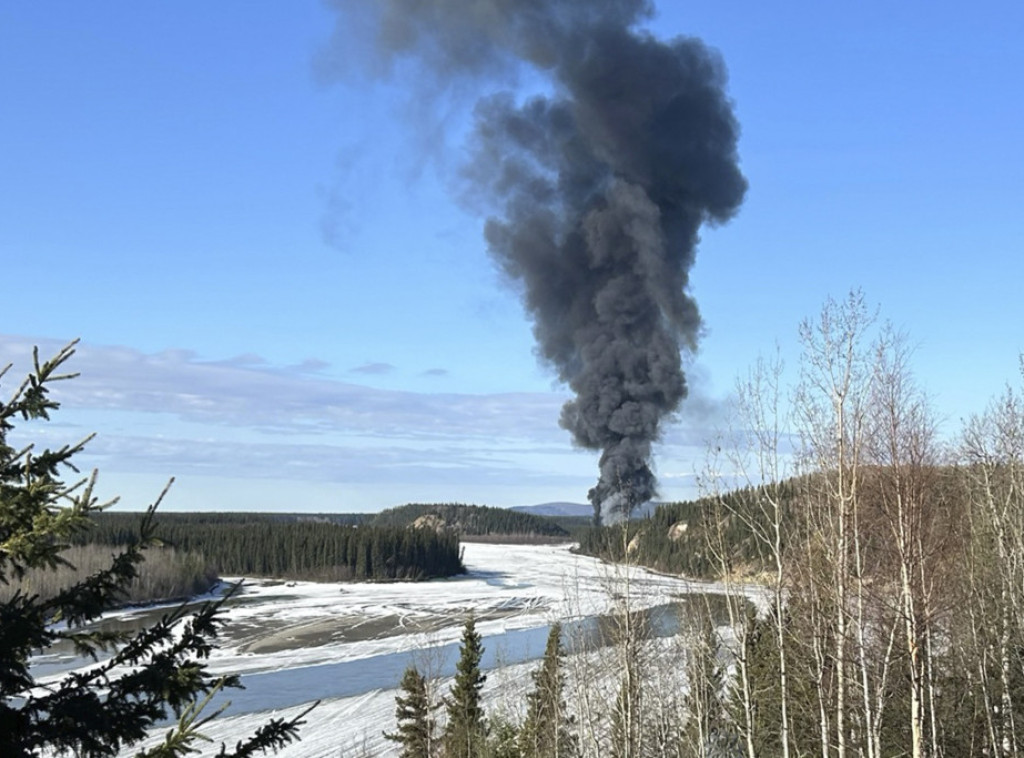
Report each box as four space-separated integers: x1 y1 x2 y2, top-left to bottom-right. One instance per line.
368 502 571 543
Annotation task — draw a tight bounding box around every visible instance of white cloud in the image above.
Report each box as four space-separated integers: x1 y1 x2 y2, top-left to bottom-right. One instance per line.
1 335 568 442
0 335 600 507
349 361 396 375
0 335 724 510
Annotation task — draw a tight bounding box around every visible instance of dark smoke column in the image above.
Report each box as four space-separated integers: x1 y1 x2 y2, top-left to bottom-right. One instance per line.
328 1 746 525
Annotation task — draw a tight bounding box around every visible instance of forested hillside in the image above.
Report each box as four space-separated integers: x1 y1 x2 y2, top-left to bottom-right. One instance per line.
368 502 570 541
79 512 464 581
576 480 801 579
566 295 1024 757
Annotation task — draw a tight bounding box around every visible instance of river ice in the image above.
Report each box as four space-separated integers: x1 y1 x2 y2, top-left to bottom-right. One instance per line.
51 542 747 757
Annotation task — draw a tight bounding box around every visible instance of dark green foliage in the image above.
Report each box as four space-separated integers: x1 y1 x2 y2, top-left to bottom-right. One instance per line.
546 516 593 540
519 623 577 758
727 599 827 757
576 483 802 579
0 344 309 757
728 608 784 757
370 503 570 540
385 665 437 758
209 699 316 758
444 613 488 758
487 716 522 758
680 614 730 757
77 511 465 582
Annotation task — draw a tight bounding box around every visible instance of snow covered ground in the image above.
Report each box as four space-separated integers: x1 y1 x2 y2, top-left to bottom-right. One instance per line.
42 542 754 757
205 541 730 677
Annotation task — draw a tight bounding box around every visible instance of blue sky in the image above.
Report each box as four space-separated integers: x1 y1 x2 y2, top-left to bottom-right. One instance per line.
1 1 1022 512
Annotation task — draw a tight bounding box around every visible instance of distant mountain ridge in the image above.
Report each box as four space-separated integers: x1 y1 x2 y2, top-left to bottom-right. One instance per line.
512 501 662 518
510 502 592 517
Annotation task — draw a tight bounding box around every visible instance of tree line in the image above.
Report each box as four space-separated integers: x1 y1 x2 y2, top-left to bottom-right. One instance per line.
369 503 571 541
0 542 217 607
76 512 465 582
667 292 1024 758
539 291 1024 758
575 485 803 579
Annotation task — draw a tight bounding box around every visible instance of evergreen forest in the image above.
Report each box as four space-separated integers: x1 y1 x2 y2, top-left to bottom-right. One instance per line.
368 503 571 542
76 511 465 583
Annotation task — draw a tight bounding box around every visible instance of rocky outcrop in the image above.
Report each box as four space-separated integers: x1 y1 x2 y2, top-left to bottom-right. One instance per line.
667 521 689 541
411 514 448 533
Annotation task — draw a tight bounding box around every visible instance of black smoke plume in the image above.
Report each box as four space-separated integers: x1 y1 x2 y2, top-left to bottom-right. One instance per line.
326 0 746 524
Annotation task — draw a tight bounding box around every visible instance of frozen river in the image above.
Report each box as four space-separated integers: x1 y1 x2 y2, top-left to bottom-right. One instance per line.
42 542 748 757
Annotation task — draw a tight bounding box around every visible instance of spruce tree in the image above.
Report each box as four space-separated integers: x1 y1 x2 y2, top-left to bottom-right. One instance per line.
385 665 436 758
519 623 577 758
486 716 521 758
444 613 488 758
0 343 310 757
726 607 783 757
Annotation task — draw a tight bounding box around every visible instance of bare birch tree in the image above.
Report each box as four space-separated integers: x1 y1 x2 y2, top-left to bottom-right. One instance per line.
716 347 794 758
961 357 1024 758
864 325 944 758
793 290 877 758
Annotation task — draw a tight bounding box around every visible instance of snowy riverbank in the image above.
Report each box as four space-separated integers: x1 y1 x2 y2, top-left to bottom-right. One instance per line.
70 542 754 757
